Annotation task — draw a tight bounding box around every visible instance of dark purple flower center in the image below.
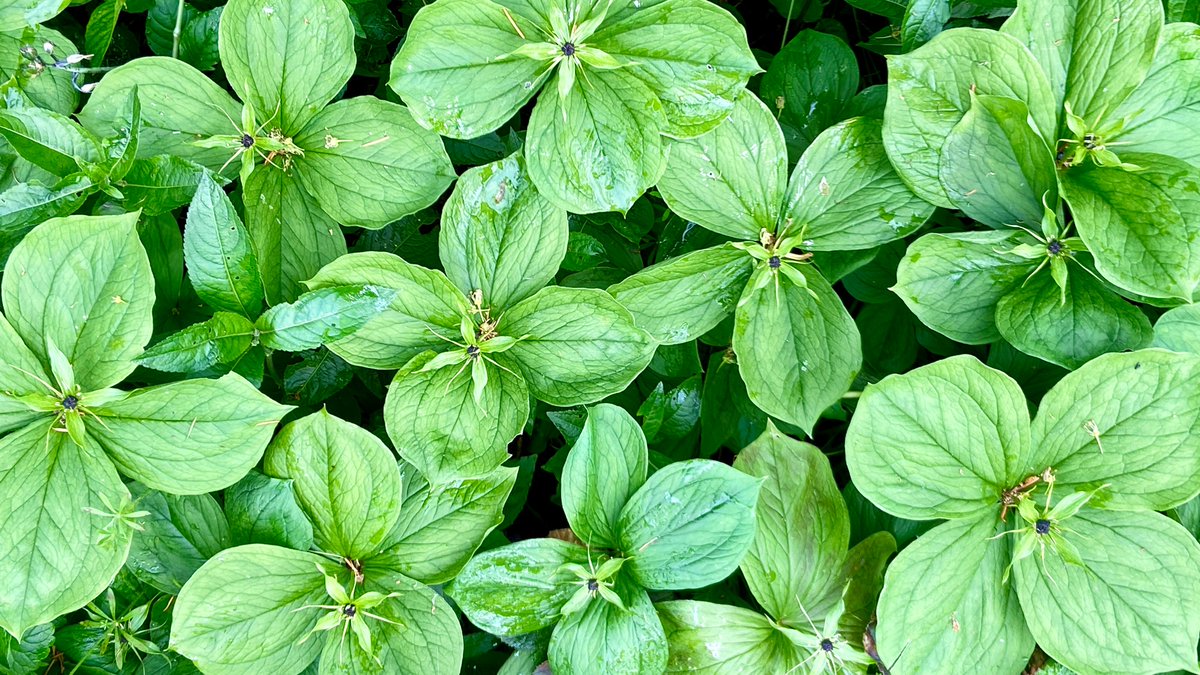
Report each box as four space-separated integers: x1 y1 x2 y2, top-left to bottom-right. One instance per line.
1035 519 1051 535
342 604 357 617
241 134 254 148
562 42 576 57
820 638 834 652
768 256 781 269
1047 240 1063 256
61 395 78 411
467 345 481 358
586 579 599 592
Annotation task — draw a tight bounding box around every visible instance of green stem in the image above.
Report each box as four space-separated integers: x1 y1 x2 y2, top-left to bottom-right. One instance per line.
780 0 797 52
172 0 186 59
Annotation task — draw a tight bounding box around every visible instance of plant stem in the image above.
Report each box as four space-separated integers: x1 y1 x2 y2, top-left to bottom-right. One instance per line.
172 0 186 59
780 0 796 52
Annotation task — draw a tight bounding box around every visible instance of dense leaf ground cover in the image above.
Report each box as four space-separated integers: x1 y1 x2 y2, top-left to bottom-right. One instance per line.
1 0 1200 673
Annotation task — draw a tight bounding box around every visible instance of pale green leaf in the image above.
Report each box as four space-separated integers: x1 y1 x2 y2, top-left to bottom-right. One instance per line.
1110 24 1200 165
256 284 398 352
137 313 256 373
562 403 648 550
760 30 858 157
224 470 314 550
548 575 667 675
1152 302 1200 353
184 172 264 316
125 482 231 595
657 600 802 674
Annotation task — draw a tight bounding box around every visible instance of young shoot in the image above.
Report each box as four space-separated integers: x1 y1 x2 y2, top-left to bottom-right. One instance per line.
559 551 627 616
294 564 406 665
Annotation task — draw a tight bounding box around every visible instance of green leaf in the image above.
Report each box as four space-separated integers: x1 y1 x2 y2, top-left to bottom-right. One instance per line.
243 166 346 304
1060 154 1200 301
846 355 1031 520
0 107 101 177
656 92 784 240
503 286 655 406
1014 509 1200 674
733 263 861 434
548 574 667 675
875 515 1033 674
657 600 801 673
384 351 528 484
171 545 329 675
900 0 950 51
0 311 53 399
0 27 78 113
590 0 760 137
79 57 241 172
218 0 354 134
0 0 67 32
292 97 455 228
618 459 760 590
305 252 470 369
440 152 567 310
377 463 517 585
938 94 1056 229
527 68 664 214
225 470 314 550
145 0 222 71
734 424 848 624
283 349 353 406
4 212 153 391
137 313 256 373
0 177 94 254
1110 23 1200 165
760 30 858 157
448 538 589 637
1025 349 1200 510
263 409 401 560
0 423 130 638
608 244 752 345
125 482 231 595
1153 302 1200 353
882 28 1057 207
892 230 1038 344
994 264 1153 369
700 351 768 457
84 0 123 66
835 531 896 641
90 373 291 494
1002 0 1162 117
184 172 264 316
389 0 547 139
256 284 398 352
120 155 217 216
786 116 934 250
562 404 648 550
0 621 53 674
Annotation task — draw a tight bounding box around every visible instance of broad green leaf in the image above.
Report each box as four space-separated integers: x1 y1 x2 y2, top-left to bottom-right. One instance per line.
994 265 1153 369
218 0 354 134
1014 509 1200 675
0 0 67 32
892 230 1038 344
548 575 667 675
875 515 1033 675
384 351 528 484
657 600 802 674
590 0 760 137
256 284 397 352
137 313 256 373
90 373 291 494
562 404 648 549
389 0 547 138
171 545 328 675
846 355 1030 520
326 562 463 675
146 0 223 71
0 621 53 674
732 263 861 434
1110 24 1200 165
1002 0 1162 117
0 27 78 113
785 116 934 250
4 212 153 391
0 312 53 398
734 424 847 624
1026 349 1200 510
657 92 785 240
883 28 1056 206
440 152 567 310
503 286 655 406
0 177 93 254
125 482 231 594
0 108 101 177
120 155 217 216
293 97 455 228
243 166 346 304
263 410 400 560
0 423 130 638
79 57 241 171
138 212 185 320
225 470 314 550
608 244 752 344
377 464 517 585
760 30 858 157
699 351 768 457
83 0 122 66
184 172 264 316
938 94 1056 229
306 252 469 369
1060 154 1200 301
282 348 353 406
901 0 950 51
448 538 589 637
833 531 896 641
527 67 664 214
618 459 760 590
1153 302 1200 353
